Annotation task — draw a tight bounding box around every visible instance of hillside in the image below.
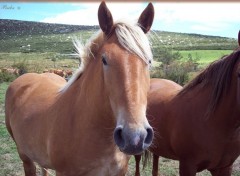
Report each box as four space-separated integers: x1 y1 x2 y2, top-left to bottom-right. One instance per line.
0 19 99 38
0 19 238 53
152 31 238 50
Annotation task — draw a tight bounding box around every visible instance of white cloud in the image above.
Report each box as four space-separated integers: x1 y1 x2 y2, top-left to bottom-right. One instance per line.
41 3 98 25
191 21 229 32
154 3 240 23
191 25 220 32
153 3 240 31
41 3 146 25
40 2 240 37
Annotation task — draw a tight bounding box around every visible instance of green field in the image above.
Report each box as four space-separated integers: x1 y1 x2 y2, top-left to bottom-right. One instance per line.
179 50 233 66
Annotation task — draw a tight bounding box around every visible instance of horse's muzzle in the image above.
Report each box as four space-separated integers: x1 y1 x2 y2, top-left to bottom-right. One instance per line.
113 125 153 155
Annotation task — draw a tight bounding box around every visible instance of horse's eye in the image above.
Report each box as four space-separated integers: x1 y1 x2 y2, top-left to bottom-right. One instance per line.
149 60 152 64
102 55 108 65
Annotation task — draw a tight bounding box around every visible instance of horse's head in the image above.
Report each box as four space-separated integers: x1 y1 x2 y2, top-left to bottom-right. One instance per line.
97 2 154 155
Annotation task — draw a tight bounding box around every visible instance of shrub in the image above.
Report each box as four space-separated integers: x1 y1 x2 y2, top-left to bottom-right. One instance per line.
151 46 199 85
153 46 182 65
0 72 17 83
12 59 29 75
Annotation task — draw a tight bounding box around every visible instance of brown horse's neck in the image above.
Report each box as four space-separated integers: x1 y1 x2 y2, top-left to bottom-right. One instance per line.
174 83 240 129
217 83 240 130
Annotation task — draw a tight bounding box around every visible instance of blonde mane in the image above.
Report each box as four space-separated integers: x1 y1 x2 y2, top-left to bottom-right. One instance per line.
59 20 153 93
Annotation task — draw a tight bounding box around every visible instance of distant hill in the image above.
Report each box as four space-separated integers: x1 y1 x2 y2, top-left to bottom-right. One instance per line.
151 30 238 50
0 19 238 53
0 19 99 38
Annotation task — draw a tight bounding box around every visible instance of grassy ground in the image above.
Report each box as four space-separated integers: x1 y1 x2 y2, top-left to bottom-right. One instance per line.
0 49 233 73
0 52 79 73
0 82 9 114
0 115 23 176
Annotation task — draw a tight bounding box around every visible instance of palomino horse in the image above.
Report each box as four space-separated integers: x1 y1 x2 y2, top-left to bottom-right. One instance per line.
135 32 240 176
5 2 154 176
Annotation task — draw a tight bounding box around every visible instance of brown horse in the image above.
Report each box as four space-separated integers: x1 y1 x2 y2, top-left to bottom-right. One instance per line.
135 31 240 176
134 78 182 176
5 2 155 176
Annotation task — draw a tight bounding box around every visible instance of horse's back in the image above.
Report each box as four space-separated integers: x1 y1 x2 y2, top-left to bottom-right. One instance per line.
149 78 182 103
5 73 66 114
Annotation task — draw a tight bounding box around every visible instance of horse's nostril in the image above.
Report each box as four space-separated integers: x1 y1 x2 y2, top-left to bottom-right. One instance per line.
145 127 154 145
114 126 125 149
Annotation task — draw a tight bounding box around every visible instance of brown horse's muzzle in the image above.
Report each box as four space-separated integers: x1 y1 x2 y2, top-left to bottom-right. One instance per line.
113 125 153 155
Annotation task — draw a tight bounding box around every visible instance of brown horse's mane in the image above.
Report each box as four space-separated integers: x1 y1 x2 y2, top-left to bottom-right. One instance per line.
177 48 240 115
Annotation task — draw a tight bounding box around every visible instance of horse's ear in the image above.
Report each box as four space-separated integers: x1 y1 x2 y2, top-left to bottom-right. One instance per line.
238 30 240 46
98 1 113 35
138 3 154 33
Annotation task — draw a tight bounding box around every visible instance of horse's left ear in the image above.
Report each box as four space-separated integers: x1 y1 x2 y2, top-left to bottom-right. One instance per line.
98 1 114 35
238 30 240 46
138 3 154 33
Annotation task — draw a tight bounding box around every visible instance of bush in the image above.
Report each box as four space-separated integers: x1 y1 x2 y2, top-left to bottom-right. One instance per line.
0 72 17 83
153 46 182 65
12 59 29 75
151 46 199 85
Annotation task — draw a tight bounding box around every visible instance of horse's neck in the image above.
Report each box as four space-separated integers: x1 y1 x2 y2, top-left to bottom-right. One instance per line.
48 68 121 170
216 91 240 129
172 86 240 128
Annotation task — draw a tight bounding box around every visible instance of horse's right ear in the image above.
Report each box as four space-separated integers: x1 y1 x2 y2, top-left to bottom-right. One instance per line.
238 30 240 46
98 1 113 35
138 3 154 33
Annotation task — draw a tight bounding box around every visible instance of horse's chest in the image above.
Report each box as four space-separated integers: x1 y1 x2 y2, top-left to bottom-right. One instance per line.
84 151 129 176
221 140 240 161
208 137 240 169
55 150 130 176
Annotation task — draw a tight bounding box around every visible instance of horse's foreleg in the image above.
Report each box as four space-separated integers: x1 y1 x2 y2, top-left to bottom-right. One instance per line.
152 154 159 176
209 165 232 176
179 160 197 176
135 155 141 176
19 154 36 176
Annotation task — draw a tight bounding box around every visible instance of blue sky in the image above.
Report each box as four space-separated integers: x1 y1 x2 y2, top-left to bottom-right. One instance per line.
0 2 239 38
